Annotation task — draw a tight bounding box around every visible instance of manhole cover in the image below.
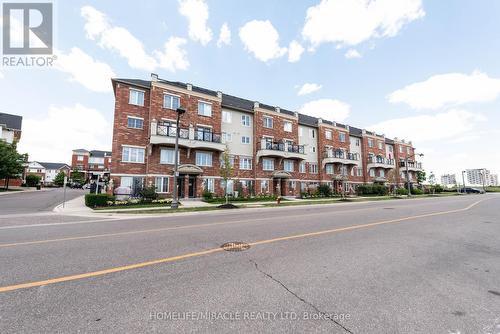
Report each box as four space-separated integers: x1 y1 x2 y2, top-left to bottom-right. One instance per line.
221 241 250 252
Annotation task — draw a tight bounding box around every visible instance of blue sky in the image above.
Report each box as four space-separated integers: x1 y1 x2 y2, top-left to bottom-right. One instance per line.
1 0 499 181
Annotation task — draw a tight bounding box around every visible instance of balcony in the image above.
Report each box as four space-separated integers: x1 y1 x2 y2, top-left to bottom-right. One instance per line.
256 140 306 160
150 123 226 152
322 149 359 167
400 160 423 171
367 156 396 170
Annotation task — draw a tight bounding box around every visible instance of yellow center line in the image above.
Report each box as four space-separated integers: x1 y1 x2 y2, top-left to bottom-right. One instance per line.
0 198 489 293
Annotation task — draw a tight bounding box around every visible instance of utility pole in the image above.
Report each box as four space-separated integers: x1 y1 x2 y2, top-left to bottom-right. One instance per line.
461 170 466 194
404 152 424 198
482 168 486 192
171 107 186 209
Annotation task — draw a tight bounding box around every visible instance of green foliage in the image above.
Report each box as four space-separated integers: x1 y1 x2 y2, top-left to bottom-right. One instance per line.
411 188 424 195
317 184 332 197
54 171 66 186
0 141 27 189
416 171 426 184
204 195 277 204
219 146 233 204
357 184 388 196
139 185 158 200
85 193 114 207
25 174 41 187
202 190 213 200
485 186 500 193
396 187 409 195
71 170 85 184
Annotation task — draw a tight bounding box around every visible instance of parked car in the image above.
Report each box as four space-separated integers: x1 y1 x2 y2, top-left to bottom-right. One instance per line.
70 182 83 189
83 183 91 189
463 187 485 194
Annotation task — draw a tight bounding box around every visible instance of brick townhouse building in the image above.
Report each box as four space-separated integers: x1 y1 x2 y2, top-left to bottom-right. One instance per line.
110 74 423 198
71 149 112 182
0 112 23 187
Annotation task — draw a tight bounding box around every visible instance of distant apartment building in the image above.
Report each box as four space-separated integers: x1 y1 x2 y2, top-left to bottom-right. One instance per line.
71 149 112 181
490 174 499 186
25 162 70 184
440 174 457 187
0 112 22 144
109 74 423 198
466 168 496 186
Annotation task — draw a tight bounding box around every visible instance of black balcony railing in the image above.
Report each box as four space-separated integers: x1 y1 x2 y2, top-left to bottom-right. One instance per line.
323 150 358 160
368 156 394 165
400 160 422 169
157 125 189 139
263 141 305 154
195 129 222 143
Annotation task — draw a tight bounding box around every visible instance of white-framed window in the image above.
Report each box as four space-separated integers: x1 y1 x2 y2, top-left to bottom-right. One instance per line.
263 116 273 128
378 141 383 150
222 110 232 123
310 146 316 153
203 178 215 192
239 157 252 170
127 116 143 129
196 151 212 166
121 176 133 188
261 180 269 193
325 130 332 140
163 94 180 110
299 127 303 137
129 89 144 106
222 132 232 143
241 136 250 144
284 159 294 172
309 163 318 174
407 147 411 154
241 114 251 127
368 139 374 148
299 161 306 173
325 164 334 174
370 169 375 177
399 146 403 153
262 158 274 171
358 168 363 177
309 129 315 138
198 101 212 117
284 121 292 132
380 169 385 177
355 138 360 146
122 146 145 163
160 148 177 164
339 132 346 142
155 177 169 193
77 155 84 161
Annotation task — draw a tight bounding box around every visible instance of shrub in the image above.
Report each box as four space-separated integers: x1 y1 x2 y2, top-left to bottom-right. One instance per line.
317 184 332 197
85 193 114 207
139 186 158 200
25 174 41 187
372 184 388 196
411 188 424 195
396 188 409 195
357 184 388 196
202 190 213 200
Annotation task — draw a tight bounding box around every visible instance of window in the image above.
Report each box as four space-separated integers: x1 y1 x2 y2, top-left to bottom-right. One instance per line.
262 158 274 171
77 155 84 161
284 121 292 132
222 110 232 123
196 151 212 166
378 141 383 150
357 167 363 177
309 129 315 138
160 148 176 164
155 177 169 193
309 163 318 174
339 132 346 142
239 157 252 170
284 160 294 172
299 127 303 137
121 176 133 188
221 179 234 194
127 117 143 129
129 89 144 106
261 180 269 193
355 138 360 146
388 146 393 152
370 169 375 177
380 170 385 177
241 136 250 144
263 116 273 128
299 161 306 173
368 139 374 148
241 114 251 127
220 155 235 168
198 102 212 117
407 147 411 154
222 132 232 143
325 130 332 140
203 178 215 193
325 164 334 174
399 146 403 153
122 146 145 163
310 146 316 153
163 94 180 110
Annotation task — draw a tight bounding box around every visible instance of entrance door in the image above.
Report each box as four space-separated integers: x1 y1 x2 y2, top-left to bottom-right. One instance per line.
177 175 185 198
188 175 197 198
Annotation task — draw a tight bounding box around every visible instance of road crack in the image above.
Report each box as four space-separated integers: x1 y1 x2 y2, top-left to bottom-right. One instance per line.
250 260 354 334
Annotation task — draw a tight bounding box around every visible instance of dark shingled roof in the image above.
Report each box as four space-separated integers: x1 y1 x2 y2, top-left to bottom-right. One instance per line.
221 94 254 111
298 113 318 126
38 162 69 170
349 126 363 137
113 78 151 89
90 150 112 157
385 138 395 144
157 79 218 97
0 112 22 130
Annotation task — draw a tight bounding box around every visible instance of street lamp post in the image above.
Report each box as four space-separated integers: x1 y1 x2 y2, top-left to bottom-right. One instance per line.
405 153 424 197
171 107 186 209
461 170 466 194
481 168 486 192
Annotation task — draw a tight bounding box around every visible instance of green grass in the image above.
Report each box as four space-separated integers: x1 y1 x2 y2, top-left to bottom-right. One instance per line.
486 186 500 193
94 202 174 210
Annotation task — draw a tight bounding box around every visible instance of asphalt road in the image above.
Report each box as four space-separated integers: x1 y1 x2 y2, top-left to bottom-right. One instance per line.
0 194 499 333
0 188 85 214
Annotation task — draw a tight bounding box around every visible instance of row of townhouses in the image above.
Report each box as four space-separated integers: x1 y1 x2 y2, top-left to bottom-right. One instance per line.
71 149 112 181
110 74 423 198
25 162 70 184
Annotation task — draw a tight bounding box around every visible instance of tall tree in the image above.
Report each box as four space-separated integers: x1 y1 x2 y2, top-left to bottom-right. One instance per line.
54 171 66 187
0 141 27 190
219 146 233 204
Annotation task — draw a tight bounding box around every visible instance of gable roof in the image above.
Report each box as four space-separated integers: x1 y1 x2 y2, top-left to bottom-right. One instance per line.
298 113 318 127
0 112 22 130
221 94 254 112
38 162 70 170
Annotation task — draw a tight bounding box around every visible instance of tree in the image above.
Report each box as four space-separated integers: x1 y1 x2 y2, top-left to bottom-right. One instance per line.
416 171 426 185
386 169 398 196
219 146 233 204
54 171 66 187
70 170 85 184
428 171 436 194
0 141 27 190
25 174 41 187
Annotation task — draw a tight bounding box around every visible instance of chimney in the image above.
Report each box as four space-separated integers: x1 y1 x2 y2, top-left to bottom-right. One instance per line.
346 125 350 130
362 129 366 135
294 111 298 118
151 73 158 81
254 101 260 109
318 118 323 124
217 91 222 99
333 121 337 127
187 83 193 91
275 106 281 113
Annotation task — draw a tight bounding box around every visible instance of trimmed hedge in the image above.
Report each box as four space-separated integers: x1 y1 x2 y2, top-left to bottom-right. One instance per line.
357 184 388 196
85 193 114 207
396 187 409 195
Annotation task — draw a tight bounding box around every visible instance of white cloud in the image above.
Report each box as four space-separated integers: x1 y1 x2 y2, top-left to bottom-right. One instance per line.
288 40 305 63
298 83 322 96
217 23 231 47
154 37 190 73
368 109 486 143
17 104 111 163
299 99 351 122
302 0 425 48
345 49 362 59
81 6 157 71
239 20 287 62
179 0 213 45
54 48 115 92
388 71 500 110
